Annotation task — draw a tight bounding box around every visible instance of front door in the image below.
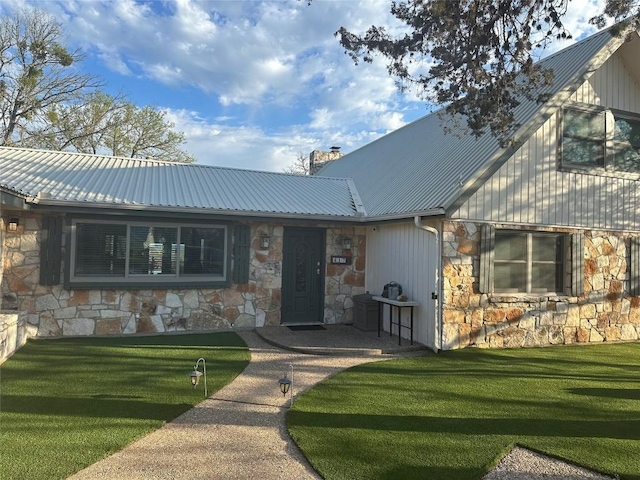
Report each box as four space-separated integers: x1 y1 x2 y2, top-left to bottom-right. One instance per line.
281 228 325 324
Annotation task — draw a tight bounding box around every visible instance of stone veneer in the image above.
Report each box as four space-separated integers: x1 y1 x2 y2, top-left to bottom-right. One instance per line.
0 213 365 337
442 221 640 349
0 310 32 363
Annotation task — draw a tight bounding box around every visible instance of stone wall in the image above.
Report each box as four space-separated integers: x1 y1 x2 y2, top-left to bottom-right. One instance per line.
442 221 640 349
0 311 33 364
324 226 367 323
0 213 365 337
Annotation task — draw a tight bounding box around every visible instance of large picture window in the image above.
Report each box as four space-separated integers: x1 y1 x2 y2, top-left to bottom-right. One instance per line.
494 231 565 294
561 104 640 175
70 220 228 286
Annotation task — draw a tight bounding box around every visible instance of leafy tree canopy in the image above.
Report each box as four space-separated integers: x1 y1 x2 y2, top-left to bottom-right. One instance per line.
1 8 193 162
336 0 639 144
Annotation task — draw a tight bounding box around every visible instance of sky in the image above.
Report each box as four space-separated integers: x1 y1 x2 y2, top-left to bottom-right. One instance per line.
2 0 609 171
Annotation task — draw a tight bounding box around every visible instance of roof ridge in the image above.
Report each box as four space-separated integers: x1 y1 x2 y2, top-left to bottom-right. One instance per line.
0 145 350 181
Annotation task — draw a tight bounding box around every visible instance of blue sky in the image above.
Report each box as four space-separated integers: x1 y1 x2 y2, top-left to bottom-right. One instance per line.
3 0 608 171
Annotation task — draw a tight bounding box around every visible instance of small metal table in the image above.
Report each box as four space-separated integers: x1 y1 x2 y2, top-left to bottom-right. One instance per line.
372 296 419 345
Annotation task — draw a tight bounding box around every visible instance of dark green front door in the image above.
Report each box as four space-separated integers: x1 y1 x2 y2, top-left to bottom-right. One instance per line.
282 228 325 324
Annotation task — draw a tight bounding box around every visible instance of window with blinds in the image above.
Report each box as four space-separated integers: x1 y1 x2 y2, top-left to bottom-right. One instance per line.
70 220 228 286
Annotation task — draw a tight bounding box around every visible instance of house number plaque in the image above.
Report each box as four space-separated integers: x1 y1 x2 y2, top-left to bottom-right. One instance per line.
330 256 352 265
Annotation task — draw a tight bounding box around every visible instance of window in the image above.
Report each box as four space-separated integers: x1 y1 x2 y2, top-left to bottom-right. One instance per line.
561 105 640 175
70 220 228 286
562 108 606 168
494 231 565 294
611 112 640 173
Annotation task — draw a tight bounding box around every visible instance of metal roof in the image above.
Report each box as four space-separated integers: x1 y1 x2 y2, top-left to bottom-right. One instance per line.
319 26 630 218
0 28 630 223
0 147 359 218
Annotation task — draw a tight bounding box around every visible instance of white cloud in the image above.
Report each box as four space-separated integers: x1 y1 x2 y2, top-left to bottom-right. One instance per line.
2 0 615 172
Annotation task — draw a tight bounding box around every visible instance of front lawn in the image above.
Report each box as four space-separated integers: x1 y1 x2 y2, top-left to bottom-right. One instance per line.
0 333 250 480
288 343 640 480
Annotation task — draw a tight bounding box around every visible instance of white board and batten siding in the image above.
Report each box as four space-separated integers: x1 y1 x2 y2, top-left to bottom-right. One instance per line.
452 51 640 231
365 223 438 349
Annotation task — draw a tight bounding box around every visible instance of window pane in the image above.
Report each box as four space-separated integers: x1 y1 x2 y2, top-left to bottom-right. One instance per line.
180 227 225 276
562 137 604 167
129 226 177 275
611 143 640 173
532 235 562 261
564 109 605 138
532 264 561 291
75 223 126 276
495 263 526 291
495 234 526 261
613 116 640 146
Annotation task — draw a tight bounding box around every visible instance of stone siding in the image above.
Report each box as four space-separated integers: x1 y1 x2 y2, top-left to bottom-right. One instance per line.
324 227 367 324
1 213 365 337
0 310 33 364
442 221 640 349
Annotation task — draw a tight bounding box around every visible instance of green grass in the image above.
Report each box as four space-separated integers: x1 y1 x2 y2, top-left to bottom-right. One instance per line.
287 343 640 480
0 333 249 480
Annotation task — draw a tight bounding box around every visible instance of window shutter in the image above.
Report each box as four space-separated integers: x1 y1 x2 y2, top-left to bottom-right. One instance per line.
479 224 495 294
631 237 640 297
39 216 63 285
571 231 585 296
232 224 251 284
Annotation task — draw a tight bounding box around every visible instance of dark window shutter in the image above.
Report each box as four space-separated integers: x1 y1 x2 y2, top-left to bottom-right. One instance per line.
631 237 640 297
571 231 585 296
39 216 63 285
479 224 495 294
232 224 251 284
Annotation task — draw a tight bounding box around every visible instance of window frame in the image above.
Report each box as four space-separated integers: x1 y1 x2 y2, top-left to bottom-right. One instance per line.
559 103 640 179
67 217 232 289
493 230 567 295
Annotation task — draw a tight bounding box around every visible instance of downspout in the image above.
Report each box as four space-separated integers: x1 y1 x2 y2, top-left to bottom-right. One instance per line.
414 216 442 353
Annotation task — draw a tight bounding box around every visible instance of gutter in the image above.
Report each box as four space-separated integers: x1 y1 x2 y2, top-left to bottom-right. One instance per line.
28 196 446 224
414 216 442 353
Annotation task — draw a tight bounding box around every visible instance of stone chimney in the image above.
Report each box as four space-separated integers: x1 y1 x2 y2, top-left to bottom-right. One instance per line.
309 146 343 175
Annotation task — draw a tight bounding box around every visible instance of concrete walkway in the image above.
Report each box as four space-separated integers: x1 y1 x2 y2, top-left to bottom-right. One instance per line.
68 327 615 480
68 330 399 480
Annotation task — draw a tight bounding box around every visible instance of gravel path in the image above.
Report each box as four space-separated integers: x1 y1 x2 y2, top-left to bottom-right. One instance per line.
68 331 616 480
482 447 616 480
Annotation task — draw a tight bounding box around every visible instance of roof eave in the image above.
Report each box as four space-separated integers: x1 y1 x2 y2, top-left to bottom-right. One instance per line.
29 199 364 222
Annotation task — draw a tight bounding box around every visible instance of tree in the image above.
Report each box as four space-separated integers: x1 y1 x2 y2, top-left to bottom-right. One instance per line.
336 0 639 143
103 102 195 162
0 9 100 145
283 152 311 174
1 9 194 162
33 92 195 162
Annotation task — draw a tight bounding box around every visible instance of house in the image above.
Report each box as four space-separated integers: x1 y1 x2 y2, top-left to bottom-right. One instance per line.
0 153 367 353
1 25 639 353
319 24 640 349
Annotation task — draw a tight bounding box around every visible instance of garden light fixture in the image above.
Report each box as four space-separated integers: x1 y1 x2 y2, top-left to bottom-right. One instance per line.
278 364 294 407
188 357 207 397
8 218 19 232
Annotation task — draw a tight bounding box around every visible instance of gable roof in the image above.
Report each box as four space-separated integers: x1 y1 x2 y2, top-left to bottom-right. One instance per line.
319 26 635 219
1 27 634 224
0 147 361 220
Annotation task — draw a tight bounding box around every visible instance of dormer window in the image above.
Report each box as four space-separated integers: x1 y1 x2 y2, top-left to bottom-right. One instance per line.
560 104 640 176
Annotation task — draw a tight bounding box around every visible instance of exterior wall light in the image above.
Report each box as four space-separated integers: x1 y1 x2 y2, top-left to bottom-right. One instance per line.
8 218 19 232
278 364 294 407
340 236 352 250
260 233 270 249
188 357 207 397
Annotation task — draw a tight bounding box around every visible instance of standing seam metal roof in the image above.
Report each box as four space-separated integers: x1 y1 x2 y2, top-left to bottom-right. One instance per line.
319 27 628 218
0 147 358 218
